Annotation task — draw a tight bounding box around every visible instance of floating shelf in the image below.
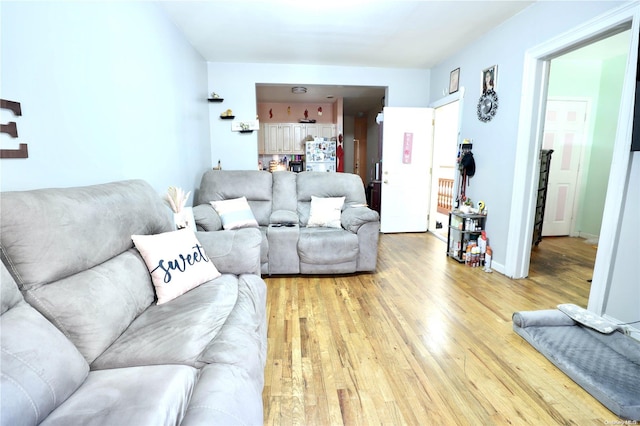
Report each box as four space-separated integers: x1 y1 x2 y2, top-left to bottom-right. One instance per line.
239 130 253 134
208 98 224 103
220 115 235 119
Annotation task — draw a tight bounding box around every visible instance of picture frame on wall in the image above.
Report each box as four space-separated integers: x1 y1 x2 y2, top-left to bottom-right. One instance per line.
449 68 460 94
482 65 497 93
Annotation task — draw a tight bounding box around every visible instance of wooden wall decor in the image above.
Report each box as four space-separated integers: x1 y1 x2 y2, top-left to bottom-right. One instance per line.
1 99 28 159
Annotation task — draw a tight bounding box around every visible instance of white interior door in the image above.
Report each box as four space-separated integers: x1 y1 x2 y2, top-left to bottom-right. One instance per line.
380 107 434 233
541 99 589 236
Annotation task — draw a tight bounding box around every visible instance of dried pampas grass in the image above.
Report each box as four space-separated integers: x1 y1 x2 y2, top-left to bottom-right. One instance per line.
165 186 191 213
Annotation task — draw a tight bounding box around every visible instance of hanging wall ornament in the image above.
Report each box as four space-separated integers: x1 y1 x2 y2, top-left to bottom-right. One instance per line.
477 89 499 122
269 108 273 119
318 106 323 116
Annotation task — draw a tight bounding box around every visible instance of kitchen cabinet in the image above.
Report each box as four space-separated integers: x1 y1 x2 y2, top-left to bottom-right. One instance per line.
260 123 294 154
304 123 336 140
259 123 336 155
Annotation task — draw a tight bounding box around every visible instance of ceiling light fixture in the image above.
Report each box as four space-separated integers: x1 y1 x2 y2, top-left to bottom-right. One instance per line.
291 86 307 94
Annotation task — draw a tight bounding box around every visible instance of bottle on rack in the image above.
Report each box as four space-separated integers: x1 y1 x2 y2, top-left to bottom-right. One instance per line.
471 246 481 267
478 231 488 265
484 246 493 273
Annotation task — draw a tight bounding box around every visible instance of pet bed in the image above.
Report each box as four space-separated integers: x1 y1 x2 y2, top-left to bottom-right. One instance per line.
512 305 640 420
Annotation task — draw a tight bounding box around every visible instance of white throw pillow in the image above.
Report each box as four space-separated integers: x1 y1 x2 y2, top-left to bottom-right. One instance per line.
132 229 221 305
307 196 345 229
210 196 259 230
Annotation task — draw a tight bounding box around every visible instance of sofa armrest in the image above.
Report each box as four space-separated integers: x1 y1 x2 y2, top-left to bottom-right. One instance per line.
193 204 222 231
341 206 380 233
196 228 262 275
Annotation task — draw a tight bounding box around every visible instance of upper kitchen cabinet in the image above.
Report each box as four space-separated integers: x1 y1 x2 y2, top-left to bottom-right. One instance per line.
260 123 294 154
260 123 336 155
306 123 336 140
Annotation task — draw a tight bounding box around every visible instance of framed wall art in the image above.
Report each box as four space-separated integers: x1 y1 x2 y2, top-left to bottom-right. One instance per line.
449 68 460 94
481 65 497 94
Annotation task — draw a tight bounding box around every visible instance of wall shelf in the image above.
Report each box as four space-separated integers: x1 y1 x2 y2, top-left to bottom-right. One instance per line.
208 98 224 103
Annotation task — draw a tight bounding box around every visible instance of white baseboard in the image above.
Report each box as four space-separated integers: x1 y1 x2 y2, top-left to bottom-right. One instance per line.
578 231 599 244
490 261 506 276
603 314 640 343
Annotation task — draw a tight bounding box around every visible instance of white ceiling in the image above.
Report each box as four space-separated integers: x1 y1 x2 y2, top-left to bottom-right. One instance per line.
159 0 536 114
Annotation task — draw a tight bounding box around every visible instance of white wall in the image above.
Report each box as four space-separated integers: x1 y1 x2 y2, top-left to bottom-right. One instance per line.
604 152 640 324
206 62 429 170
428 1 627 269
0 1 210 198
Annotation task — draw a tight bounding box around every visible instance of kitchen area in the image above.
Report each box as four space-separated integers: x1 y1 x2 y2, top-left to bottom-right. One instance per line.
256 99 338 172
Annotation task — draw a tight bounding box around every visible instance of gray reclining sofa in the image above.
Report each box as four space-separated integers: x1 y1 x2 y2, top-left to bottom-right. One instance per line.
193 170 380 275
0 180 267 426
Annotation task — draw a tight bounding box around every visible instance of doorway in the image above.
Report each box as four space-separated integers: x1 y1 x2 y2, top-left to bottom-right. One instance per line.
506 4 638 320
353 115 368 184
530 30 631 282
428 99 460 241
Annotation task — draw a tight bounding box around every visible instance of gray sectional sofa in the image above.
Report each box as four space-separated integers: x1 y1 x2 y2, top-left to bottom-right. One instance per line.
0 180 267 426
193 170 380 275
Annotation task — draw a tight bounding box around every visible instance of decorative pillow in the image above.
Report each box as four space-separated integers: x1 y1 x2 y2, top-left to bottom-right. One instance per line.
307 196 345 229
210 196 259 230
132 229 221 305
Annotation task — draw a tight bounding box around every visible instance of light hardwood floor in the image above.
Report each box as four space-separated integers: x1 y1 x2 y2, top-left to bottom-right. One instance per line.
262 232 618 425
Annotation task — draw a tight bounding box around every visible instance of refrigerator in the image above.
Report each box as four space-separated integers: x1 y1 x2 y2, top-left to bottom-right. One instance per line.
305 138 337 172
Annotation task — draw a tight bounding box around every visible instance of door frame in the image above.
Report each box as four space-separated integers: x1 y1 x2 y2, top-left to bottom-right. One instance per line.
505 3 639 316
428 89 465 237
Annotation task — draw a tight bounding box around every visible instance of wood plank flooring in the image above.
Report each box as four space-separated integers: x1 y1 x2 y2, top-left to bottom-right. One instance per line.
262 232 618 425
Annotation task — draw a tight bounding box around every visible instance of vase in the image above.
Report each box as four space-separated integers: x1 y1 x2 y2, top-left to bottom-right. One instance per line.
174 207 195 231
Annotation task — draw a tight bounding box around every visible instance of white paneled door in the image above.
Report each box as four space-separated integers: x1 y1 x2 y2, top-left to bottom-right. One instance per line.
380 107 434 233
542 99 589 236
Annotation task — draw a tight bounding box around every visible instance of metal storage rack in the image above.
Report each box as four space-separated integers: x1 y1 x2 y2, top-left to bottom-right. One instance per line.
532 149 553 246
447 211 487 263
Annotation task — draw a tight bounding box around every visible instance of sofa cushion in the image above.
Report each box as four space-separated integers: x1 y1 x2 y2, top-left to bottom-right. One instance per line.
198 274 268 375
259 226 269 267
195 228 263 276
132 229 221 305
91 275 239 370
271 171 298 217
296 172 367 226
42 365 197 426
21 249 155 364
192 203 222 231
1 262 21 315
1 265 89 426
210 196 259 230
298 228 359 264
180 364 264 426
307 196 345 228
197 170 273 226
0 180 173 290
